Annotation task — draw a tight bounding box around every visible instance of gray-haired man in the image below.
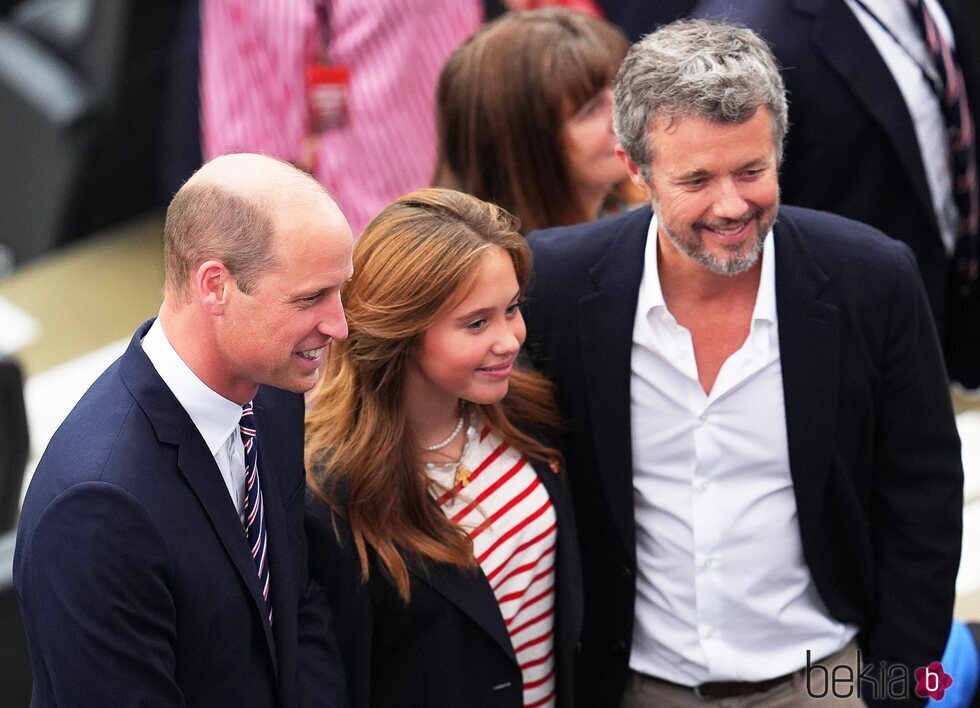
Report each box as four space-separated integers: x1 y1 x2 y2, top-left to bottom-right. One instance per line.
524 19 962 707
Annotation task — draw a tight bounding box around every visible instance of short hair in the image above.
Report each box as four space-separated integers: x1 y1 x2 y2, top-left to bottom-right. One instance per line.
613 19 788 179
433 8 629 233
163 183 278 299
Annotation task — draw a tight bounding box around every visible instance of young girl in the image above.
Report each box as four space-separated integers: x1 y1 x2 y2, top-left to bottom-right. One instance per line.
305 189 581 707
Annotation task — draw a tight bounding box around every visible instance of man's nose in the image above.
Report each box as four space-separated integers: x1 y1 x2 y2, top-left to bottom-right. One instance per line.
711 178 749 220
318 295 349 341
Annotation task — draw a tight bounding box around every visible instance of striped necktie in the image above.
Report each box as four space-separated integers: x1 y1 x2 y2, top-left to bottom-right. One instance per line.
907 0 978 291
240 402 273 625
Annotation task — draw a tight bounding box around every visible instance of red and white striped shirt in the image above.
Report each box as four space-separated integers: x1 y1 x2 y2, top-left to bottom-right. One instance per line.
200 0 482 235
430 425 557 708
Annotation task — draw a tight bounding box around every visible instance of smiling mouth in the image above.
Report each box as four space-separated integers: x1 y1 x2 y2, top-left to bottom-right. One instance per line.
297 346 325 360
478 360 514 373
698 208 761 237
707 222 748 236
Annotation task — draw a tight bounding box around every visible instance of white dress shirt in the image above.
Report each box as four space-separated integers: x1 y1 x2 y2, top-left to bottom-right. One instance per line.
142 319 249 516
846 0 960 254
628 217 856 684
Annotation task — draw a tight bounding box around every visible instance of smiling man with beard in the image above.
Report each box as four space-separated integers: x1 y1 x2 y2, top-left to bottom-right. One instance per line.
523 19 963 708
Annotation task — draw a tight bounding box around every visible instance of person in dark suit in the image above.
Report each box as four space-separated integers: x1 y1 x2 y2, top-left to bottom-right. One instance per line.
305 188 583 707
524 20 963 707
692 0 980 388
594 0 696 41
14 153 351 706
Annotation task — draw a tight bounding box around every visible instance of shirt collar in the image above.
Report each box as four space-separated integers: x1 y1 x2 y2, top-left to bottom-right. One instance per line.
638 212 778 330
141 318 244 456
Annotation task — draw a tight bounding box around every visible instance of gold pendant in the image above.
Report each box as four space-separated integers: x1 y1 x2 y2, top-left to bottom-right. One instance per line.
455 463 471 487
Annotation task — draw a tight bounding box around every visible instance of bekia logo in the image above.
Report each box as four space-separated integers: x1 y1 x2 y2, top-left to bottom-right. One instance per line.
806 651 954 701
915 662 953 701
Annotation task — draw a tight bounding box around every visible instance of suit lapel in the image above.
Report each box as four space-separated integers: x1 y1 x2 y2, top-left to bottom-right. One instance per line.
120 322 280 676
417 559 518 666
579 209 651 555
798 0 935 221
530 456 582 693
253 398 286 678
175 429 279 673
774 210 839 542
530 458 580 633
417 456 579 670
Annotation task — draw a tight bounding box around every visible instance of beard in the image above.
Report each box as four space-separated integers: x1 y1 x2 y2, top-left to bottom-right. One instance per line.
662 211 771 275
651 192 778 276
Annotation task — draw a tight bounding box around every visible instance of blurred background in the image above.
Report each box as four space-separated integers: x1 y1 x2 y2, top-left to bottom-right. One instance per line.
0 1 190 702
0 1 977 705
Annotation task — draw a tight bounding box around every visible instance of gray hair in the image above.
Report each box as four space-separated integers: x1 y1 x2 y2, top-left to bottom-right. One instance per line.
613 19 788 179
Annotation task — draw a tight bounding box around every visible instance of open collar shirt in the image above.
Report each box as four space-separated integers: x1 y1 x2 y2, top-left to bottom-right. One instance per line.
627 215 856 683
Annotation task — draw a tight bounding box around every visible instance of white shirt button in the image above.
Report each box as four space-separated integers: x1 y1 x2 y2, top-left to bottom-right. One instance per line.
697 556 719 571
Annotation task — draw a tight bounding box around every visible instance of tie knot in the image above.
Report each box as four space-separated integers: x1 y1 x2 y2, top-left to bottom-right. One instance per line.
240 402 256 439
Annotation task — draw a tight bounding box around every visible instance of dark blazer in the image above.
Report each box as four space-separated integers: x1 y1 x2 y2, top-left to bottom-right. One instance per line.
693 0 980 383
524 206 963 707
594 0 696 41
306 453 583 708
14 319 343 707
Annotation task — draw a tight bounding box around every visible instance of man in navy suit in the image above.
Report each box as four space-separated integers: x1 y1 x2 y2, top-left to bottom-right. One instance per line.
14 153 351 706
524 20 962 707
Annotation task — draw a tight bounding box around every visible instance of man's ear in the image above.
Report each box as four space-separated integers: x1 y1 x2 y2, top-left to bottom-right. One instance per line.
616 145 652 200
196 260 232 315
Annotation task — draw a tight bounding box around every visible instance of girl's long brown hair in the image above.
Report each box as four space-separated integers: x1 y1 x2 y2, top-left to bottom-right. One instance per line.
432 8 629 233
305 188 562 601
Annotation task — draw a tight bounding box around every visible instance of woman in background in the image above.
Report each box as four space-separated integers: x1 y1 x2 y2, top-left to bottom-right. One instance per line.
433 8 634 234
305 188 581 707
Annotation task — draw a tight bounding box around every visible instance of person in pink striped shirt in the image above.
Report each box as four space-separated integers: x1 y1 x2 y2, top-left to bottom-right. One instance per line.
305 189 583 707
200 0 482 236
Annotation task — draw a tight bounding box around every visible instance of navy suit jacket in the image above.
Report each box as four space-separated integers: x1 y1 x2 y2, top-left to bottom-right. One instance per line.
306 454 583 707
524 206 963 707
14 320 343 707
692 0 980 384
594 0 695 41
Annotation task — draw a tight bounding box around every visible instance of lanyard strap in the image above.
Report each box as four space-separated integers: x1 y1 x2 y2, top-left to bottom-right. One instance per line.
848 0 944 99
314 0 332 60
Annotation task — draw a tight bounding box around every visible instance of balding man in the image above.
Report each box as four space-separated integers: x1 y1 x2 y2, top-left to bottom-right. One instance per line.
14 154 351 706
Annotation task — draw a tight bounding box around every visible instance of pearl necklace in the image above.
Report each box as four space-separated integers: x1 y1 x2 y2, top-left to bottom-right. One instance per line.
423 415 465 452
426 422 478 488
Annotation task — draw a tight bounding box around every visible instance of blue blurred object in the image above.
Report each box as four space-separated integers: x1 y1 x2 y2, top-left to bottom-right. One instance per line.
927 620 980 707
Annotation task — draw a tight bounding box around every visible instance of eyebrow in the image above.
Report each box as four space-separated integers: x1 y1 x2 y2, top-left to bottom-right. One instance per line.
454 289 522 321
675 158 771 182
737 158 771 170
288 268 354 303
288 287 327 303
675 168 710 182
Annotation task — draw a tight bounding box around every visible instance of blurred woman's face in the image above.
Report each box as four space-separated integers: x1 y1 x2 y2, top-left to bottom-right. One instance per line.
561 87 628 212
